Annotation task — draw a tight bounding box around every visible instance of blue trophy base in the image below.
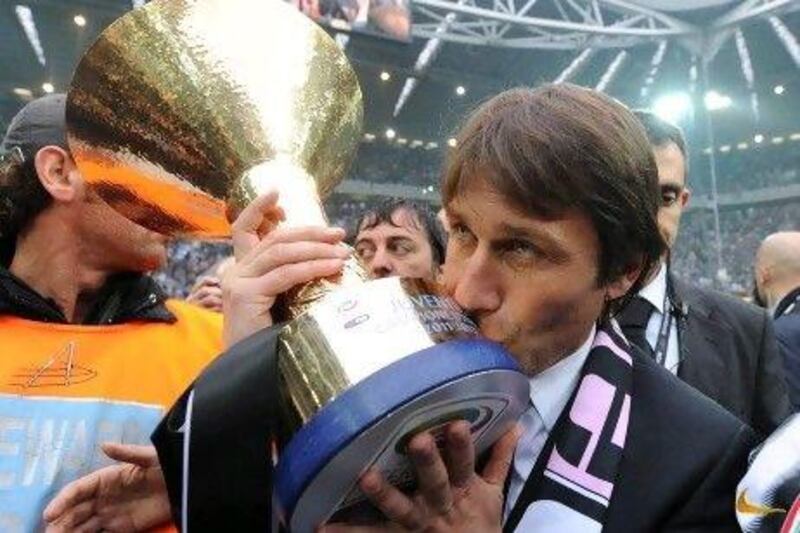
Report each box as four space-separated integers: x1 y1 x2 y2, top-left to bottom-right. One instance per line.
274 338 530 532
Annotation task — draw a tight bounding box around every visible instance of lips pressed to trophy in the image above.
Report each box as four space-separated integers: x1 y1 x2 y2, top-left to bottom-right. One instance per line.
66 0 530 529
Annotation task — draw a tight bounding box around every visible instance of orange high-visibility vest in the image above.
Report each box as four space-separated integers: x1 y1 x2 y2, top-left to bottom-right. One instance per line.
0 299 222 532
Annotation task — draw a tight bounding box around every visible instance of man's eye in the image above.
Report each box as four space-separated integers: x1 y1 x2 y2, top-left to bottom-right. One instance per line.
503 240 538 258
356 247 374 259
391 242 413 256
450 223 471 239
661 189 679 206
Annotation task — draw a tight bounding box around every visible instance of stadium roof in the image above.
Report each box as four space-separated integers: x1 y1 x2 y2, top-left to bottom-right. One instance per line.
1 0 800 154
628 0 737 11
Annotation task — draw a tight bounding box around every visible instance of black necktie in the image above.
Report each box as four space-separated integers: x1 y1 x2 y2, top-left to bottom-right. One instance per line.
617 296 655 358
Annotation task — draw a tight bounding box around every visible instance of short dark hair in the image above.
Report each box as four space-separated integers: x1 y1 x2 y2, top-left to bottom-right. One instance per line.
0 155 51 266
442 84 665 317
633 109 689 176
352 198 447 267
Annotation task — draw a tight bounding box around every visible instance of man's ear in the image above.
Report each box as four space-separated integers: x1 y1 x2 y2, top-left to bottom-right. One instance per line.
605 262 643 302
755 264 771 290
34 146 80 203
679 187 691 209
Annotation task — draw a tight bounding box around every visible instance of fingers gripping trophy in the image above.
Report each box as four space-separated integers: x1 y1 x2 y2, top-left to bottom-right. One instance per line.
65 0 529 529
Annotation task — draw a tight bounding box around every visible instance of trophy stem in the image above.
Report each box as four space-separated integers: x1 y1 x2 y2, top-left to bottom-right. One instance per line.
237 158 370 322
238 158 328 228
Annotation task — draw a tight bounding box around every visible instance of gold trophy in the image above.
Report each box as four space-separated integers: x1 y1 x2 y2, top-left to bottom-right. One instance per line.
66 0 529 529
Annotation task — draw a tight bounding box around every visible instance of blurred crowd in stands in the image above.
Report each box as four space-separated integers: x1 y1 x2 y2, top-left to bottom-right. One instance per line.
154 141 799 299
690 141 800 195
153 241 232 298
349 143 443 186
672 201 800 294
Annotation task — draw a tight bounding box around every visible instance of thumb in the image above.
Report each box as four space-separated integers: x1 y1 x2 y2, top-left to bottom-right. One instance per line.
481 423 522 486
101 443 160 468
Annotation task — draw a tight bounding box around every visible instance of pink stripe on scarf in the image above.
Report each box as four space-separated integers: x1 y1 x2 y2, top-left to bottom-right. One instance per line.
546 374 617 499
593 330 632 366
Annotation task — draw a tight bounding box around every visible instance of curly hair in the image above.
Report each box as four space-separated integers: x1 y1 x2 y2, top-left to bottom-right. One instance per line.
0 156 51 266
351 198 447 267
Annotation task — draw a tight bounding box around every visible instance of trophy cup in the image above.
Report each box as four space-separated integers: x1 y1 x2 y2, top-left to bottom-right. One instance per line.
66 0 529 529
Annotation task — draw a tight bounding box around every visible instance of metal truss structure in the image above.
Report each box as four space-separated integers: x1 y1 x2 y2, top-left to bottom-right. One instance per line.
410 0 800 50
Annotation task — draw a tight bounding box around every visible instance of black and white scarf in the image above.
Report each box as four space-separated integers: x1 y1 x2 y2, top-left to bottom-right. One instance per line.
504 324 634 532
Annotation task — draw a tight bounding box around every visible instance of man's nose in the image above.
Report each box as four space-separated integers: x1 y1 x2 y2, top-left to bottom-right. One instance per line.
450 250 501 314
369 247 394 279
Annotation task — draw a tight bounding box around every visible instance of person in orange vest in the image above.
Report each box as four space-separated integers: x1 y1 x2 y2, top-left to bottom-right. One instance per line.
0 94 222 532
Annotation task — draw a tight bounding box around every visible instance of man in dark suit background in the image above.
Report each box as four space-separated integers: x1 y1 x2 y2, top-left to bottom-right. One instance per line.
623 111 791 437
755 231 800 409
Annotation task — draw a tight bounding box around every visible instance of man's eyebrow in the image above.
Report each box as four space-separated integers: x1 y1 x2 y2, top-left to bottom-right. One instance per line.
496 222 570 260
444 204 465 221
354 237 375 247
387 235 415 243
498 222 556 244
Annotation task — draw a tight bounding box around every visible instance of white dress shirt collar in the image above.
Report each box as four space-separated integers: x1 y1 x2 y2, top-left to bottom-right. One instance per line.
529 324 596 432
638 261 667 315
504 325 597 519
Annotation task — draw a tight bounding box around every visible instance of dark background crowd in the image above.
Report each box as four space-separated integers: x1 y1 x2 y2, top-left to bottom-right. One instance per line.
155 139 799 298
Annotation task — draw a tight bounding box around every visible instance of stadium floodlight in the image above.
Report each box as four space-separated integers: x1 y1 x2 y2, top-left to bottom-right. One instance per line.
734 28 759 122
774 85 785 95
41 82 54 93
455 85 465 96
772 136 785 144
704 91 732 111
754 134 764 144
363 133 375 142
719 145 731 153
74 14 86 27
790 133 800 141
397 138 408 145
385 128 396 140
653 92 692 124
595 51 627 93
737 142 748 150
15 5 46 66
447 138 457 147
769 17 800 69
380 71 391 82
12 87 32 97
555 48 593 84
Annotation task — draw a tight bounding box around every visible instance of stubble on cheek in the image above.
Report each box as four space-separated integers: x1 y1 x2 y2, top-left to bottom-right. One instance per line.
503 295 590 375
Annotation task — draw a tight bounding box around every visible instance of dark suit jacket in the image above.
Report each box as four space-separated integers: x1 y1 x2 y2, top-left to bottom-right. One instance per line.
671 275 791 436
158 327 756 533
152 325 281 532
503 347 756 532
604 349 757 532
774 287 800 409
